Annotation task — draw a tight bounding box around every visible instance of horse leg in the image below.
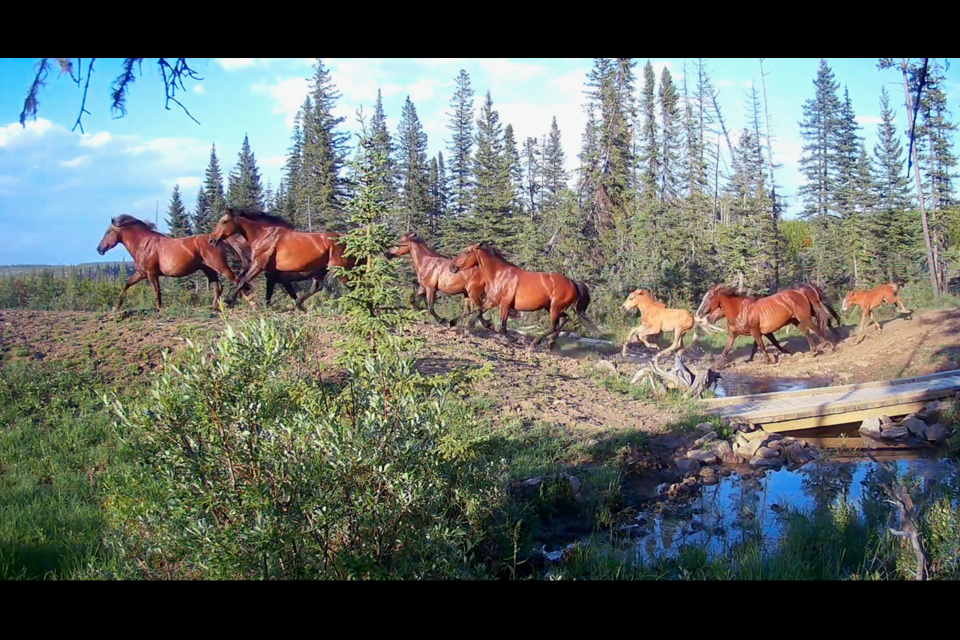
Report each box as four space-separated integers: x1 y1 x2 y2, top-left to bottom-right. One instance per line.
621 327 640 356
871 309 882 334
294 277 323 313
719 333 737 365
425 288 451 327
530 306 564 351
658 329 686 361
265 277 277 306
765 332 790 354
201 266 222 311
750 328 773 364
498 300 514 341
894 295 909 313
148 273 162 312
113 272 146 312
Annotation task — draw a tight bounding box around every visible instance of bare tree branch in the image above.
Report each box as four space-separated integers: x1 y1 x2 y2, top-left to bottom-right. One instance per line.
157 58 203 125
110 58 144 119
72 58 96 134
19 58 52 126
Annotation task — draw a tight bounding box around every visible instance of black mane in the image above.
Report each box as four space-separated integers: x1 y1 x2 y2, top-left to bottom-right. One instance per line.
113 215 165 235
228 208 295 229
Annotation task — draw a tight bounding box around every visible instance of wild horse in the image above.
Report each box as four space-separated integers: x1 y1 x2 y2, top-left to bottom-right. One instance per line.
621 289 720 359
209 209 355 312
96 215 254 311
450 242 598 351
842 282 911 344
696 285 834 365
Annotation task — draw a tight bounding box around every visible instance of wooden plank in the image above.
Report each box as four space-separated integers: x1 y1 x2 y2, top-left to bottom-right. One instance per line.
757 401 931 433
703 369 960 407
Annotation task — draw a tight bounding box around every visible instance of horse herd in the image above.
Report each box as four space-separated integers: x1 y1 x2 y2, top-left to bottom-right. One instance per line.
96 209 912 362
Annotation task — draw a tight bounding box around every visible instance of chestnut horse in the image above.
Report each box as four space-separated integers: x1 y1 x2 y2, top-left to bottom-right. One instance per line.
388 232 493 329
842 282 910 344
96 215 254 311
209 209 355 312
789 282 842 337
621 289 716 359
449 242 597 350
696 285 834 364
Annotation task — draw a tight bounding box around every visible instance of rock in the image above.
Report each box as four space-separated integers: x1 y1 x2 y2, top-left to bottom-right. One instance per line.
736 437 766 459
919 400 953 418
560 472 582 495
923 422 951 443
594 360 618 375
702 474 720 485
729 420 753 433
903 416 929 437
749 450 783 468
737 466 754 479
755 469 767 478
858 417 883 439
768 440 785 451
879 415 894 427
686 450 718 465
689 519 704 532
881 424 909 439
695 422 716 433
804 443 822 460
721 469 732 477
587 439 600 446
512 477 542 497
693 431 718 447
709 440 739 464
699 466 717 477
742 430 777 442
756 446 781 459
676 458 701 477
784 442 812 466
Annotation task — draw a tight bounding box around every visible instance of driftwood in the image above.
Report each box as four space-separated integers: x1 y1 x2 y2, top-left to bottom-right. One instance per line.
868 456 927 581
631 353 720 399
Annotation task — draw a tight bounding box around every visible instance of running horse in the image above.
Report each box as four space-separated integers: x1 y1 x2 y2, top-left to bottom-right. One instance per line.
388 232 493 329
621 289 719 359
209 209 355 312
449 242 598 351
842 282 911 344
789 282 842 338
96 215 254 311
696 285 834 365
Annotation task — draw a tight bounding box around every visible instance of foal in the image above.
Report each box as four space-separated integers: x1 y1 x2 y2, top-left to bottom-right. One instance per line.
842 283 911 344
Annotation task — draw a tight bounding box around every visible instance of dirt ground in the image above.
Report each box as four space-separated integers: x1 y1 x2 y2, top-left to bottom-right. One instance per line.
4 307 960 437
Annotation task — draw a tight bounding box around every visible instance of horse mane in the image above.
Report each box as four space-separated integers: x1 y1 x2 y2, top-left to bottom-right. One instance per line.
113 215 166 236
229 208 296 229
712 284 747 298
477 242 512 264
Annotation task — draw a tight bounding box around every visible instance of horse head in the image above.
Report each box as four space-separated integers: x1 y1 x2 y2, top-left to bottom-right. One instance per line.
208 209 240 245
622 289 650 311
449 242 482 273
388 232 420 258
841 291 855 312
97 217 125 255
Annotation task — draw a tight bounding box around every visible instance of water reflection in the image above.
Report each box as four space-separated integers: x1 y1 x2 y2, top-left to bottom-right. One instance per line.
627 453 958 562
712 373 833 398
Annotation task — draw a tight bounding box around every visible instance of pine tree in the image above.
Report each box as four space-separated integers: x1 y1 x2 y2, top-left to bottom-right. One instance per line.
227 134 264 210
504 124 523 214
370 89 398 209
283 102 306 226
446 69 475 218
659 68 682 203
872 86 918 282
166 184 192 237
192 186 208 235
395 96 431 235
301 58 350 230
543 117 567 206
522 136 542 216
472 91 515 253
263 180 276 213
195 144 226 233
639 60 660 199
436 152 449 225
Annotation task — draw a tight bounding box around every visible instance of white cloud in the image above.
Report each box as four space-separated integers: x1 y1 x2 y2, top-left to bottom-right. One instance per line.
251 77 311 128
260 155 286 169
717 79 736 87
650 61 676 82
406 79 438 102
477 59 548 82
856 115 883 126
215 58 258 71
193 84 205 94
79 131 112 147
548 71 587 101
60 155 91 168
413 58 465 68
0 117 54 148
163 176 202 190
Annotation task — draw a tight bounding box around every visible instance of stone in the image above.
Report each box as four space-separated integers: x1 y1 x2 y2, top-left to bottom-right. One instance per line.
686 450 718 465
587 439 600 446
695 422 716 433
693 431 718 447
560 472 582 495
721 469 732 477
676 458 701 477
594 360 617 375
756 446 781 459
755 469 767 478
920 400 954 418
880 424 909 439
784 442 812 466
729 420 752 433
923 422 951 443
879 415 894 427
804 443 822 460
858 417 883 439
709 440 738 463
749 451 783 468
768 440 785 451
902 416 929 437
699 466 717 477
736 437 766 459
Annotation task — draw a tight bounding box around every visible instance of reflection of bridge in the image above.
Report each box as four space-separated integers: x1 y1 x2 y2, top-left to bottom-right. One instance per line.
703 370 960 433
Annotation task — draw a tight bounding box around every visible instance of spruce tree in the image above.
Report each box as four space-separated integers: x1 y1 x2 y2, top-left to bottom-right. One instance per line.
192 186 208 235
195 144 226 233
522 137 542 216
659 68 682 202
227 134 264 210
504 124 523 214
263 180 275 213
370 89 398 209
472 91 515 253
436 152 449 225
639 60 660 199
446 69 475 218
543 117 567 206
284 103 306 226
166 184 192 237
301 58 350 230
395 96 431 235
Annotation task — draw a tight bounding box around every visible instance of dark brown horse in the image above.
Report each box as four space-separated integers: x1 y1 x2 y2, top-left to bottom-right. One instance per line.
388 232 492 329
449 242 597 350
96 215 254 311
788 282 842 337
696 285 834 364
842 282 910 344
208 209 355 312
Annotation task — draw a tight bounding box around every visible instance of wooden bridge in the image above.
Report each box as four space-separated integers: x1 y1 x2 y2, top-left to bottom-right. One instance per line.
702 369 960 433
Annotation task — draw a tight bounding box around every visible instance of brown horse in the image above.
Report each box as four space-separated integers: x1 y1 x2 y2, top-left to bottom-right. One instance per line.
388 232 493 329
842 282 910 344
449 242 597 350
696 285 834 364
96 215 254 311
208 209 355 312
621 289 704 359
788 282 842 338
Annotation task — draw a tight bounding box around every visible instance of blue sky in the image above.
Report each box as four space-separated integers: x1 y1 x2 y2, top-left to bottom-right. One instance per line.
1 57 957 265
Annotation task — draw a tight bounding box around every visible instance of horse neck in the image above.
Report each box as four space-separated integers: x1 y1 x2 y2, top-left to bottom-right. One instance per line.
475 249 511 283
236 217 269 243
718 294 745 320
118 226 157 260
408 241 440 272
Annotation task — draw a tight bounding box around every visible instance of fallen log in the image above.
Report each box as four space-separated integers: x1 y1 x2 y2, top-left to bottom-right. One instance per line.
631 352 720 399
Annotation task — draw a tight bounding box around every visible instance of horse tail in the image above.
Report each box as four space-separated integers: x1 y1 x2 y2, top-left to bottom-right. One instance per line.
573 281 599 335
222 235 252 273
